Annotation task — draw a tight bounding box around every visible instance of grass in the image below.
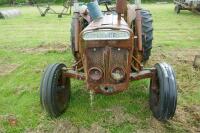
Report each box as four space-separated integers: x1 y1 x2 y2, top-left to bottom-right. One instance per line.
0 4 200 133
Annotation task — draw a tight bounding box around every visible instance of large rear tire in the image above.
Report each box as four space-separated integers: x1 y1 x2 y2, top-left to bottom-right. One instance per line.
149 63 177 121
141 10 153 62
40 63 71 117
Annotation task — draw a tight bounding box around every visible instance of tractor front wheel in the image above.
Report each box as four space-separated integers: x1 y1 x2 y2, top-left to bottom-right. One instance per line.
40 63 71 117
149 63 177 121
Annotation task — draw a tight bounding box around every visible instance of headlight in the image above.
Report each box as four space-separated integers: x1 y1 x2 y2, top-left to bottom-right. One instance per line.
82 30 130 40
88 67 103 81
111 67 125 82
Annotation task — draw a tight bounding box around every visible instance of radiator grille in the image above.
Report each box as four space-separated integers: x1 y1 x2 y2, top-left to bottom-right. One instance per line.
109 48 128 83
86 47 129 83
110 48 128 68
87 47 104 68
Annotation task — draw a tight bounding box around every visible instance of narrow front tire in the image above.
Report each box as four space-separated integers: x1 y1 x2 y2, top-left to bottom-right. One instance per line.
40 63 71 117
149 62 177 121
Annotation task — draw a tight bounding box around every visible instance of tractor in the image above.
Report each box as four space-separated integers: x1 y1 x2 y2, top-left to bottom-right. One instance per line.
40 0 177 121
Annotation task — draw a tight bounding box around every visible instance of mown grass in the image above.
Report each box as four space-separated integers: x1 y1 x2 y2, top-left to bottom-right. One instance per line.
0 4 200 133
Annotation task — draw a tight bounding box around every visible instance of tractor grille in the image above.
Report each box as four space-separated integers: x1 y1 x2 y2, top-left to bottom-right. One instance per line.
87 47 104 68
86 47 129 83
87 47 104 83
110 48 128 69
109 48 128 83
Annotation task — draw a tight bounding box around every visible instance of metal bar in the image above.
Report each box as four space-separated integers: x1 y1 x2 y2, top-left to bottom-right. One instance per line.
63 70 85 80
131 63 139 72
73 13 80 52
129 68 156 81
132 55 142 66
135 9 143 51
133 8 143 71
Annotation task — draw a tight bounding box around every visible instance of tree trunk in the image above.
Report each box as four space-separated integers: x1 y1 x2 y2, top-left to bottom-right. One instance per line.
28 0 34 5
10 0 16 5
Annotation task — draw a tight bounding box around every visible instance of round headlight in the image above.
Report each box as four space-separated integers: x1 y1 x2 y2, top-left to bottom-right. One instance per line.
111 67 125 82
88 67 103 81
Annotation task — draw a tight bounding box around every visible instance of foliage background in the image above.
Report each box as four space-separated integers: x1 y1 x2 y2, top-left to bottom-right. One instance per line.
0 0 173 5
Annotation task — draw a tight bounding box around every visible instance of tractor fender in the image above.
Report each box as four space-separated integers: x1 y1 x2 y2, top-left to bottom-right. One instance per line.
127 4 136 27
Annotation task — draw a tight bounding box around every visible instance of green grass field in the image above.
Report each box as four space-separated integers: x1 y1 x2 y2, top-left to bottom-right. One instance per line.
0 4 200 133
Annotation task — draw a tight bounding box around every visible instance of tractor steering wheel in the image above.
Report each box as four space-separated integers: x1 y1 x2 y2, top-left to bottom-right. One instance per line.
97 0 112 11
98 0 112 5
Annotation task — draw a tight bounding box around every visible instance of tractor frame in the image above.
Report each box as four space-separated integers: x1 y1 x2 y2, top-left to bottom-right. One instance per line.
40 0 177 121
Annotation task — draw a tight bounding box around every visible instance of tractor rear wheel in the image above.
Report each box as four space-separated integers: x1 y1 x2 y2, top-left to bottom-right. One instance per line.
149 63 177 121
40 63 71 117
141 10 153 63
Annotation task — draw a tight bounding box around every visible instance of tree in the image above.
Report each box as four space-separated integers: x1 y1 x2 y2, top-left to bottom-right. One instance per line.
10 0 16 5
28 0 34 5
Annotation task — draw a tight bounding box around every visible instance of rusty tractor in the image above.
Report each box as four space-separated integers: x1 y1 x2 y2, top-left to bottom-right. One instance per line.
40 0 177 121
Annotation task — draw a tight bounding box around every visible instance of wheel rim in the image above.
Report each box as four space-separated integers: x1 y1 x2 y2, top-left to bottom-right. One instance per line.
53 68 70 112
150 87 159 106
149 77 160 112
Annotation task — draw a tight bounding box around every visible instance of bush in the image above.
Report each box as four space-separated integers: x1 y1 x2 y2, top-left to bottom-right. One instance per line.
0 0 9 5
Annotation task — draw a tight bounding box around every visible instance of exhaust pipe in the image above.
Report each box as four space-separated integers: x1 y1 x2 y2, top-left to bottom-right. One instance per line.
116 0 127 22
